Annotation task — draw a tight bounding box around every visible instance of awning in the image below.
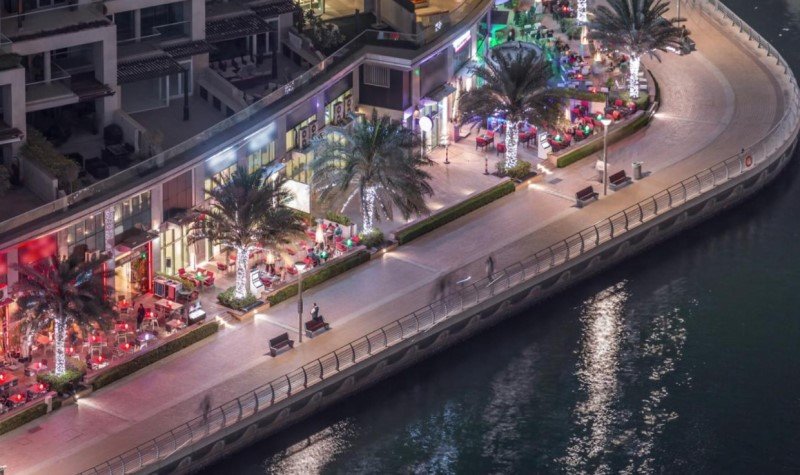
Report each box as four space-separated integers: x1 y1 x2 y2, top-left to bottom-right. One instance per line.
424 83 457 103
114 227 158 251
163 40 216 60
118 55 185 84
206 13 272 43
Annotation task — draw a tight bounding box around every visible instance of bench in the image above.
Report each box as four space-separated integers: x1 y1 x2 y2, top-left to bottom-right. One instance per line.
609 170 632 190
305 317 330 338
268 332 294 357
576 186 599 208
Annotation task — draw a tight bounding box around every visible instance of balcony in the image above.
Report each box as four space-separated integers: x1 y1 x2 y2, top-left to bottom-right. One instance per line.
25 62 76 111
117 21 193 61
1 2 110 44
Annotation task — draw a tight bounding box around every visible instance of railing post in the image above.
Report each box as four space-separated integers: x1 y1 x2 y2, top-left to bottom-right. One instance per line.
563 239 570 260
236 398 243 421
594 225 600 244
220 406 227 428
253 390 260 413
170 429 178 452
366 335 372 354
381 328 388 347
318 359 324 379
637 203 644 222
623 212 629 230
286 374 292 395
549 247 555 267
270 383 275 404
579 233 585 253
334 351 340 371
302 367 308 387
349 343 356 363
137 447 143 469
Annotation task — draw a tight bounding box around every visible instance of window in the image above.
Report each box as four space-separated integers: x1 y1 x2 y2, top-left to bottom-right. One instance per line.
204 164 236 200
66 213 106 257
247 142 276 174
115 11 135 42
140 2 184 37
363 65 390 87
114 192 152 237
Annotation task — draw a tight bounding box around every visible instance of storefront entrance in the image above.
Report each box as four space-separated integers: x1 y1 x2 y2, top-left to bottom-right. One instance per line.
115 243 152 301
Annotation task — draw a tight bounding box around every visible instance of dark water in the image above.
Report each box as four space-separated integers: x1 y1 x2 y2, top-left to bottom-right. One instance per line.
204 2 800 473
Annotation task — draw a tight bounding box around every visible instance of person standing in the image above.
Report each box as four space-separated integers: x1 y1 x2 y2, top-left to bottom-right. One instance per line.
311 303 320 321
136 304 146 329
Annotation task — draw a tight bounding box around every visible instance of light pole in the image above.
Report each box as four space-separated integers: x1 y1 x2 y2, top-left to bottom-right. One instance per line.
295 261 307 342
600 118 612 195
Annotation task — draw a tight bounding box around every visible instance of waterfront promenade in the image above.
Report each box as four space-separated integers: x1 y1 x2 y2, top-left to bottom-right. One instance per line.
0 3 793 473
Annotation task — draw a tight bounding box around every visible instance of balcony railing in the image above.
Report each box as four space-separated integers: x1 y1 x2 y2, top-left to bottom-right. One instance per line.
0 2 109 42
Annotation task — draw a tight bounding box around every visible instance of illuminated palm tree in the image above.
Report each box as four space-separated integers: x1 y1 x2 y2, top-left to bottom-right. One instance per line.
13 255 114 376
310 110 434 233
459 49 562 168
189 167 302 300
589 0 684 99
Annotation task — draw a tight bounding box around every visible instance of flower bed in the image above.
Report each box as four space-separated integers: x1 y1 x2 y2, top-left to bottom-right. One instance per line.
393 180 516 245
266 249 370 306
89 322 219 391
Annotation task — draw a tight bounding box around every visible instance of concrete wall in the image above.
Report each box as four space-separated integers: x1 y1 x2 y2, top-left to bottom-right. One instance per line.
18 155 58 202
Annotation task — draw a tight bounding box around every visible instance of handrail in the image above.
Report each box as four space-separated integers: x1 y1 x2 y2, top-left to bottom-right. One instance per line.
79 2 800 473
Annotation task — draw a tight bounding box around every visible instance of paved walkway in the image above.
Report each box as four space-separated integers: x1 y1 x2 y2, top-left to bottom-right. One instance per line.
0 4 790 474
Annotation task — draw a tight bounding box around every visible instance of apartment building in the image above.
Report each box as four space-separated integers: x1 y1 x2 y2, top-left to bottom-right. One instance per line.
0 0 493 355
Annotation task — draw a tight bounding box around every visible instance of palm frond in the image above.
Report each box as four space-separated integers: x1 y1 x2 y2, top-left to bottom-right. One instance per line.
589 0 684 59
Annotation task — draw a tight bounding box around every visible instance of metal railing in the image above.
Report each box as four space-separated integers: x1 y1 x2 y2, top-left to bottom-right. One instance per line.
79 2 800 474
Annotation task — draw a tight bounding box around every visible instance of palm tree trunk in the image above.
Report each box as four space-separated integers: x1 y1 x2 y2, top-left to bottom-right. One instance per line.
54 317 67 376
362 185 377 234
628 53 641 100
505 121 520 169
234 245 249 300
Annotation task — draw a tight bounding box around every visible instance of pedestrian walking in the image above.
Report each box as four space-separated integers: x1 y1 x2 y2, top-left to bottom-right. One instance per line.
200 394 212 424
486 255 495 281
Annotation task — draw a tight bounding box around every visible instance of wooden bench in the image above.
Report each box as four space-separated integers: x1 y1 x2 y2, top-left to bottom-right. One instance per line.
305 317 330 338
268 332 294 357
576 186 599 208
609 170 632 190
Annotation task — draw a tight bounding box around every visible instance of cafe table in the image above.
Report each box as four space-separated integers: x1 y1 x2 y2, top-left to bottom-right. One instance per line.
27 382 47 397
166 319 184 332
0 371 18 391
7 393 25 407
155 298 183 317
25 362 48 377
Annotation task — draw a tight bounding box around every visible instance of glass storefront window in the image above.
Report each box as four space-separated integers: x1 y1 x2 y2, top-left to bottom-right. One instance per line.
204 164 236 200
66 213 106 257
114 191 151 237
247 142 276 174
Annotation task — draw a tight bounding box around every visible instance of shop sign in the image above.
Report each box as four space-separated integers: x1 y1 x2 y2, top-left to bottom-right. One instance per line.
452 31 471 53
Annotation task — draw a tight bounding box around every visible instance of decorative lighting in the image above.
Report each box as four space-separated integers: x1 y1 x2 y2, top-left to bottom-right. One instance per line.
362 186 378 233
577 0 588 23
315 222 325 244
504 121 520 168
54 319 66 375
628 55 642 99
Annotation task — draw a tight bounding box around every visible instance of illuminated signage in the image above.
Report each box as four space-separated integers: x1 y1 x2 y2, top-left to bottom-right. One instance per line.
452 31 471 52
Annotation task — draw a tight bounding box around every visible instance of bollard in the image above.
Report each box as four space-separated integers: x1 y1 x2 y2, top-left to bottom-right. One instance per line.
633 161 643 180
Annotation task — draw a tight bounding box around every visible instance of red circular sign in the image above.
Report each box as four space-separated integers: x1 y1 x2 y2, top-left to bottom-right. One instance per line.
745 155 753 167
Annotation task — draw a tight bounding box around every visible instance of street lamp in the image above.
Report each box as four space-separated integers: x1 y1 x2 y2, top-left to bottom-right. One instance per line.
600 118 612 195
295 261 307 343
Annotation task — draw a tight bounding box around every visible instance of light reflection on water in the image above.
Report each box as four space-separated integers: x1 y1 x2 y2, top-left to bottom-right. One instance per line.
260 420 355 474
562 281 628 474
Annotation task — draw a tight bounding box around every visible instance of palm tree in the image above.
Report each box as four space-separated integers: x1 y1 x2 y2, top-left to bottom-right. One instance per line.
310 110 434 233
589 0 684 99
459 48 562 168
13 255 115 376
189 166 302 300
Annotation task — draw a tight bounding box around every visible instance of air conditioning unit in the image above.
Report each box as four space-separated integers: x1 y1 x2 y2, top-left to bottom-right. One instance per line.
85 250 101 262
300 126 309 149
334 102 344 122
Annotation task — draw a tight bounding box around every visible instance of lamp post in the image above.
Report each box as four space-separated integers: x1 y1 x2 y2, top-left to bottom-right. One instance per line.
295 261 307 343
600 118 612 195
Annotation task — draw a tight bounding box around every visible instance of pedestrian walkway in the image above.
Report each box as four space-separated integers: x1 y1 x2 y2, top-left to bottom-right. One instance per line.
0 3 791 473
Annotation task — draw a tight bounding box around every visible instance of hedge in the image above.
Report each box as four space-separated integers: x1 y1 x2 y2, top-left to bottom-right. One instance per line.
266 249 370 306
551 88 607 103
0 402 47 436
394 180 516 245
91 322 219 391
556 111 653 168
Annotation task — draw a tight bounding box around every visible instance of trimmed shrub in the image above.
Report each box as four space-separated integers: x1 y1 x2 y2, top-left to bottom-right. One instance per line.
267 250 370 306
556 112 652 168
217 288 258 310
0 402 47 436
359 229 384 249
551 88 607 103
324 210 352 226
91 322 219 391
21 129 80 190
497 161 532 181
37 368 83 394
395 181 516 245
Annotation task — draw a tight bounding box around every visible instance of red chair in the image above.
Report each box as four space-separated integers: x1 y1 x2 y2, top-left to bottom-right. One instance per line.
495 142 506 155
614 98 624 107
178 268 186 276
612 110 622 121
216 262 226 272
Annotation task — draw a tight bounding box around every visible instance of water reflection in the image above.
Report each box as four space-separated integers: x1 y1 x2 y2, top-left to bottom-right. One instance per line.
261 420 355 474
563 281 628 473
